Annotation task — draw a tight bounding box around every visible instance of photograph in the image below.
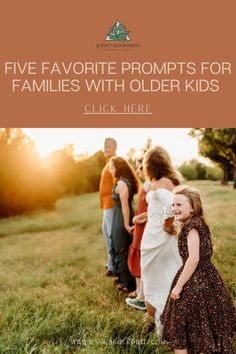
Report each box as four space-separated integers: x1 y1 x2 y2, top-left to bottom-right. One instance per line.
0 0 235 353
0 128 235 353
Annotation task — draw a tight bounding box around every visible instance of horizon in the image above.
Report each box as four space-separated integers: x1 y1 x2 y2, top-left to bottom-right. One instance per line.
23 128 207 166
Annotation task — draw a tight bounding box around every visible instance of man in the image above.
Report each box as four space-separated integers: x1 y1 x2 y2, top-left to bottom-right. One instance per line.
99 137 117 276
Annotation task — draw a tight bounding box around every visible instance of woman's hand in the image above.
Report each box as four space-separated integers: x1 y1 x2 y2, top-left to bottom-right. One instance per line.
164 217 177 236
170 284 182 300
164 225 177 235
133 212 148 224
126 225 134 235
133 215 147 224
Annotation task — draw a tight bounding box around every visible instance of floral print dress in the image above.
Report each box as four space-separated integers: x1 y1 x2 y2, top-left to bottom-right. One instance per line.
160 216 236 353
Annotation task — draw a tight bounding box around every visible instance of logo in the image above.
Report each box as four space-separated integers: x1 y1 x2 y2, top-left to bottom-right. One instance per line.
106 20 130 41
96 20 139 49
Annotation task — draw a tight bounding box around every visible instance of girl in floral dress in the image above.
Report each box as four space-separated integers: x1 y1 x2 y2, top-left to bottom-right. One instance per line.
161 185 236 354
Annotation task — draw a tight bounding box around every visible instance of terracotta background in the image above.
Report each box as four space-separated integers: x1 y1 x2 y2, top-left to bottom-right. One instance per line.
0 0 235 127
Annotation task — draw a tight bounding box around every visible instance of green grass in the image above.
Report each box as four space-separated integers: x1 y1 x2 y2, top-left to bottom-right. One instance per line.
0 181 235 353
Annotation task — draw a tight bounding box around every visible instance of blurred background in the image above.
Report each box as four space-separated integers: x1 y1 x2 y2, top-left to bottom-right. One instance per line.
0 128 235 217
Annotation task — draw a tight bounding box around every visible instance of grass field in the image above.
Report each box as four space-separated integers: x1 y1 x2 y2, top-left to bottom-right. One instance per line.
0 181 235 353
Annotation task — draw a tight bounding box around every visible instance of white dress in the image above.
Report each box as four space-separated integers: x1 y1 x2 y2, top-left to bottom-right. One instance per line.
141 188 182 333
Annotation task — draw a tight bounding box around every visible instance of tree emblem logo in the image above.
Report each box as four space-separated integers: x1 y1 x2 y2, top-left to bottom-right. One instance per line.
106 20 130 41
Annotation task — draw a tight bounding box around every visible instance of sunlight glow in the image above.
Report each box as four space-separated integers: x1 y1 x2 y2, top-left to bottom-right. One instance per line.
23 128 201 166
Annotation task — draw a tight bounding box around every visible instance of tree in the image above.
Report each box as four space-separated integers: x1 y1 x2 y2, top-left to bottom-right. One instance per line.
0 129 106 217
178 159 222 181
178 162 198 180
0 128 57 216
43 145 78 195
190 128 236 188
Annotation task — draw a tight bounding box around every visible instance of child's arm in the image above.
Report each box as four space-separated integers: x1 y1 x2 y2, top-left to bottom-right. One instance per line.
171 228 200 300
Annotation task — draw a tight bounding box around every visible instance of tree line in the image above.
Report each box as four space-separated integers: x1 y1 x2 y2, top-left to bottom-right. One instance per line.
0 129 105 217
190 128 236 188
0 128 235 218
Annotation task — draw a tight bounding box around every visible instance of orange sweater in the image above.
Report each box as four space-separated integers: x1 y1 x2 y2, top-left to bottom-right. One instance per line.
99 162 115 209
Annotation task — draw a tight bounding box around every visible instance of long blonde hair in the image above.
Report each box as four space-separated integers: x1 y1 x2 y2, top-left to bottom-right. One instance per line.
173 185 208 226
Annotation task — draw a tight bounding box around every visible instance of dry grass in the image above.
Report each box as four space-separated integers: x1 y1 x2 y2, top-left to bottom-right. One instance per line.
0 181 235 353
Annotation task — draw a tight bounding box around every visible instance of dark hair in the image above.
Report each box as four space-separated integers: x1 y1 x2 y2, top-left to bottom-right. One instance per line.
110 156 139 194
143 146 182 186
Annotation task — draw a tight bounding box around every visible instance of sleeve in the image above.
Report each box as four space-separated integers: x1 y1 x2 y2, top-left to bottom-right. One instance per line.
184 217 203 236
183 217 213 256
143 181 151 193
153 189 173 220
164 204 173 220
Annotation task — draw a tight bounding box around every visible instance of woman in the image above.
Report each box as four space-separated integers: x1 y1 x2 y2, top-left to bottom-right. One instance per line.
109 156 139 292
141 146 182 332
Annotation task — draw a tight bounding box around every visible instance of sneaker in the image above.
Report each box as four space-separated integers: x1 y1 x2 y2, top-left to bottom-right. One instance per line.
125 298 146 311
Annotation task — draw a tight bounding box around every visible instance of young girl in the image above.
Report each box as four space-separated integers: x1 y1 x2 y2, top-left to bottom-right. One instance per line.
109 156 139 292
141 146 182 332
161 185 236 354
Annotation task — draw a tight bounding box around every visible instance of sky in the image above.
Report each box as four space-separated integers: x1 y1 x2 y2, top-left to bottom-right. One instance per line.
23 128 203 166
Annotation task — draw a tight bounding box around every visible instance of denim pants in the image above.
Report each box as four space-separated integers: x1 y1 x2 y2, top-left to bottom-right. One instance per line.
102 208 114 271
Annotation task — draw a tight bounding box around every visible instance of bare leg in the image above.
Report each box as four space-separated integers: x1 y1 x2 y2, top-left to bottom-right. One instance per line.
136 278 145 302
146 301 156 317
127 277 139 297
174 349 188 354
143 302 155 332
136 277 140 294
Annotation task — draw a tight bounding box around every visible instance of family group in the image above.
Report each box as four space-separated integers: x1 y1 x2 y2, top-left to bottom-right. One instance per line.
99 138 235 354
